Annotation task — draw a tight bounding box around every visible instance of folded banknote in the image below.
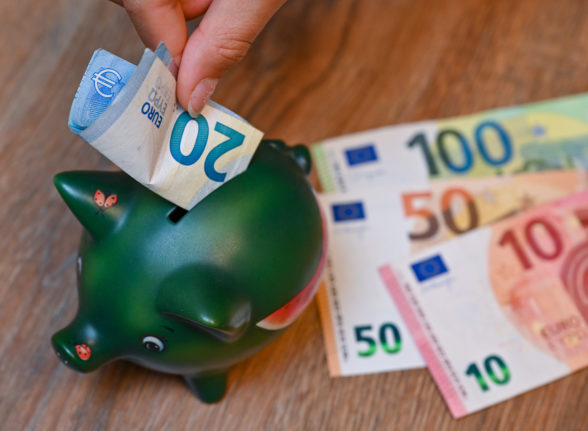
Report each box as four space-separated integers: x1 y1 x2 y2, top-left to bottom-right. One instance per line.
380 191 588 417
69 44 263 209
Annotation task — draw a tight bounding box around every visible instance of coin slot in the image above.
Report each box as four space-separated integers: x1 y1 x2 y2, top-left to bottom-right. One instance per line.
168 206 188 223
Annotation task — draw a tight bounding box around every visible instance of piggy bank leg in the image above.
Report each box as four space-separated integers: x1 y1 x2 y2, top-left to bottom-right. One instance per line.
183 372 228 403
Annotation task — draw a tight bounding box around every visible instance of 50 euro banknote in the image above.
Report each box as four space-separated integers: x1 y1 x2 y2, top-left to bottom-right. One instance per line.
317 170 588 376
69 44 263 209
311 93 588 193
379 191 588 417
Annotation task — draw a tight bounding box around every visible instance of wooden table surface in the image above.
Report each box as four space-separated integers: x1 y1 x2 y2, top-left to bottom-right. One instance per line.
2 0 588 429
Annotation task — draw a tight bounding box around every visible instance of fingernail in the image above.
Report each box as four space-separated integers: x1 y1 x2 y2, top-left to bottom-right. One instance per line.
188 78 219 117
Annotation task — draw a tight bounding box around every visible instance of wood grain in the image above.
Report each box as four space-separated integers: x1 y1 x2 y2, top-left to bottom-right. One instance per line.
1 0 588 429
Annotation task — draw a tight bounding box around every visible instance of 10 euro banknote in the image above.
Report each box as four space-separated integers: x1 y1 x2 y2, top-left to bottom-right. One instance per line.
69 44 263 209
380 191 588 417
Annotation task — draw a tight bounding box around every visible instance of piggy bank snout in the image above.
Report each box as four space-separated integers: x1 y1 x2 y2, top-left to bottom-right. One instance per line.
51 325 111 373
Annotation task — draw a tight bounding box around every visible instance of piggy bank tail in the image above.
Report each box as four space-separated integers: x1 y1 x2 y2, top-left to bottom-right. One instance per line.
263 140 312 176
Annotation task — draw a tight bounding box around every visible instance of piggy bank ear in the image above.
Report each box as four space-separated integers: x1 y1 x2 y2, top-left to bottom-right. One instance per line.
264 140 312 175
156 266 251 342
54 171 135 240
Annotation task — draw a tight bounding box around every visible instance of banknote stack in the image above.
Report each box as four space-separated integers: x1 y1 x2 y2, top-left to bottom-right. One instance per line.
69 44 263 209
311 94 588 417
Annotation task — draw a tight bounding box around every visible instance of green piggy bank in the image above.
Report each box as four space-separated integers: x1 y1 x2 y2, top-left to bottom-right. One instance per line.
51 140 326 403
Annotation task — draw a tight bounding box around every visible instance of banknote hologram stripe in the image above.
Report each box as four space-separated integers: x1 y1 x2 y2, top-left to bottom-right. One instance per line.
379 265 467 418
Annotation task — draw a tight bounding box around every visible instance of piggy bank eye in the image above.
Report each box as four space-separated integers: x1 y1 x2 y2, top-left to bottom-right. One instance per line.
142 336 165 352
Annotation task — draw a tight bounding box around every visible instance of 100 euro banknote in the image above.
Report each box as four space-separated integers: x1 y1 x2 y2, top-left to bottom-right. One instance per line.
380 191 588 417
317 170 588 376
70 44 263 209
312 93 588 193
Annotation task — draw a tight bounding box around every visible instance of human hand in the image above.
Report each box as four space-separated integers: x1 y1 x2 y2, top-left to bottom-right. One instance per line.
111 0 287 115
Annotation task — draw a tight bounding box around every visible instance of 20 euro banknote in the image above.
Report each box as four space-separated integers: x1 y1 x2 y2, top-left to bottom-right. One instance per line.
70 44 263 209
380 191 588 417
317 170 588 376
312 93 588 193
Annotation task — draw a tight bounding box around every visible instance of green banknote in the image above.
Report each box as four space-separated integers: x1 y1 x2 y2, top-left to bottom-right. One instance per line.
312 94 588 192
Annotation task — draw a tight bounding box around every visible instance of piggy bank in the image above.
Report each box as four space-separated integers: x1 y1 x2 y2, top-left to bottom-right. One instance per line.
51 140 325 403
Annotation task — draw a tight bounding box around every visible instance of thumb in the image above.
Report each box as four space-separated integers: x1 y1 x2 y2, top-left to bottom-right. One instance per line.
177 0 286 115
